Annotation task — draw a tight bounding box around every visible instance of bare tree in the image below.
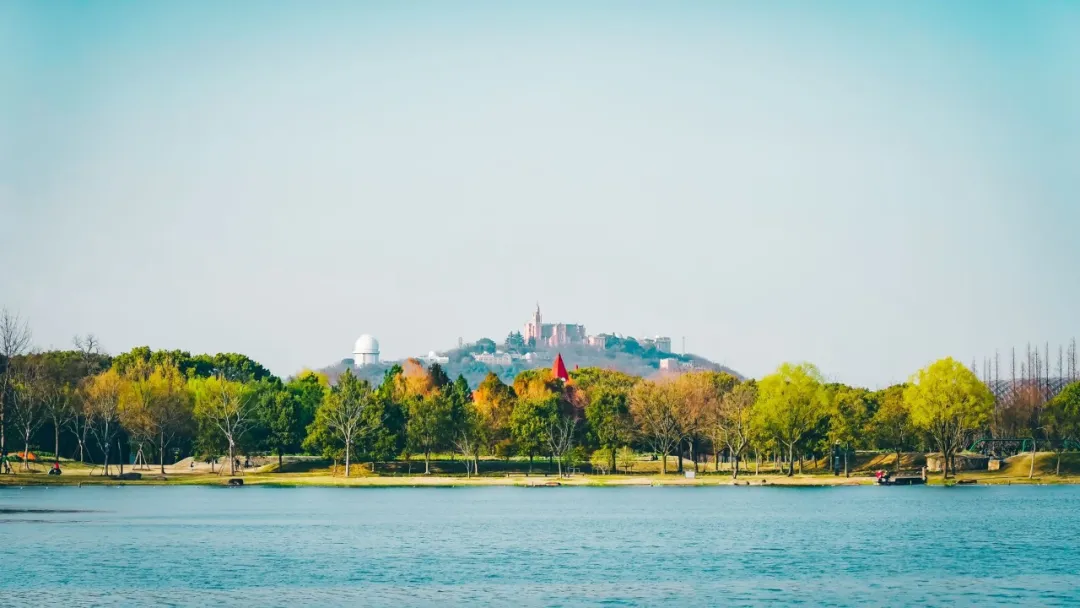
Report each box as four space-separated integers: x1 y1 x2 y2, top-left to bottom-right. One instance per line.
1070 338 1077 381
1 309 33 454
312 370 371 477
545 415 577 477
68 334 106 463
630 380 682 474
9 357 46 470
42 366 76 460
66 396 95 463
192 375 256 476
715 382 757 479
451 402 482 477
84 369 123 475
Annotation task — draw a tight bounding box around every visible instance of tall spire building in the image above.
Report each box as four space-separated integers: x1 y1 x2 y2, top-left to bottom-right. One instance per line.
523 304 585 347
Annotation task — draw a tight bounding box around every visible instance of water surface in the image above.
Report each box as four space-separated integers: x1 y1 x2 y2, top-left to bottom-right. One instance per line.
2 485 1078 606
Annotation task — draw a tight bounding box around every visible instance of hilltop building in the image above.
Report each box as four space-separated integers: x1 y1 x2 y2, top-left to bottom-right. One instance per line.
353 334 380 367
473 351 513 366
421 351 449 365
523 304 586 347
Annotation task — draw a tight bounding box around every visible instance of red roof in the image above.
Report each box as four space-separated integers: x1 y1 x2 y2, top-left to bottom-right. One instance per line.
552 353 569 381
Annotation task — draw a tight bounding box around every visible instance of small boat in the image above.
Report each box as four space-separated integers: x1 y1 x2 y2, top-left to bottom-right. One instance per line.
875 470 926 486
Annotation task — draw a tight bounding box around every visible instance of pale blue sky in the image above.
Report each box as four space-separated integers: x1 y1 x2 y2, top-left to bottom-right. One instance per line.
2 2 1078 387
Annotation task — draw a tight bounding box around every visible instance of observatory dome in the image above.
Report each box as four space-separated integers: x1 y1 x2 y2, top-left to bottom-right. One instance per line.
354 334 379 354
353 334 380 367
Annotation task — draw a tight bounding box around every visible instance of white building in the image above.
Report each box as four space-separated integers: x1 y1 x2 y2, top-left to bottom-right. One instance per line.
659 358 693 372
422 351 450 365
473 351 513 366
353 334 380 367
654 336 672 353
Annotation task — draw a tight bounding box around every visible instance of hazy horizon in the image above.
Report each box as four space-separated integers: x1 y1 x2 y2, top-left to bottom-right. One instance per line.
3 2 1078 387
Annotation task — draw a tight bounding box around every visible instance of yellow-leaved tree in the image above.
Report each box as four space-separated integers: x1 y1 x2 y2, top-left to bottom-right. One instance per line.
904 357 993 479
752 363 829 476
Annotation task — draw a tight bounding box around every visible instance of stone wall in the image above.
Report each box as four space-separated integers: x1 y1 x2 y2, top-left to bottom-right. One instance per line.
925 453 990 473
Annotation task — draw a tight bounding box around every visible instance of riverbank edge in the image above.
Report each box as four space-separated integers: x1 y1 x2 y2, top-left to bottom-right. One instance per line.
2 473 1076 488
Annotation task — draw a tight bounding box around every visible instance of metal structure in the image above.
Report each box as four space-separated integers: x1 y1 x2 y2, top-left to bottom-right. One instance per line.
968 437 1080 455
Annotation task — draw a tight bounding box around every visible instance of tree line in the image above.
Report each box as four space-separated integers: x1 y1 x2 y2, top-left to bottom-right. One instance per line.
2 311 1079 479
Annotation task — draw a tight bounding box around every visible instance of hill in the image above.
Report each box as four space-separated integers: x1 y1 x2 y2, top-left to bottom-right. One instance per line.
319 342 739 388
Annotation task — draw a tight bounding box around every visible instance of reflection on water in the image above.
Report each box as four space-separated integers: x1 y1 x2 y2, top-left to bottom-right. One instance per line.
2 485 1078 606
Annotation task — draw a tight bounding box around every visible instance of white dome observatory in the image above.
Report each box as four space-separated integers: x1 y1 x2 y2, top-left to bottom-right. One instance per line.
353 334 380 367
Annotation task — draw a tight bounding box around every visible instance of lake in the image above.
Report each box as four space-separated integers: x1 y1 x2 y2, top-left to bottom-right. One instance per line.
1 485 1078 606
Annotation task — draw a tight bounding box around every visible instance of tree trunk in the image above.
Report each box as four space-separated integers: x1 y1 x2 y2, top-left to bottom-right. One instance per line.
556 457 563 478
894 449 901 474
714 447 720 472
1057 452 1062 476
23 433 31 471
754 450 759 476
942 449 949 479
677 444 684 473
228 441 235 475
843 447 849 478
345 440 351 477
787 443 795 477
278 451 283 470
733 453 740 479
1028 440 1036 479
610 447 616 475
55 425 61 461
661 451 668 475
160 430 166 474
474 454 479 476
424 450 430 475
118 438 124 475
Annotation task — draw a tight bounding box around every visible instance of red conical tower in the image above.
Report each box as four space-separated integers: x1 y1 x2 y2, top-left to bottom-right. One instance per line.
552 353 569 382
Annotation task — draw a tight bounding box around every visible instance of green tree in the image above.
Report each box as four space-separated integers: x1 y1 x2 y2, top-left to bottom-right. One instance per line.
258 376 320 470
616 446 637 474
753 363 829 476
904 357 993 479
828 386 871 477
1043 382 1080 476
428 363 452 391
360 366 406 472
584 386 633 473
511 396 557 472
407 391 452 474
869 385 914 473
473 372 516 460
590 447 613 474
505 332 526 350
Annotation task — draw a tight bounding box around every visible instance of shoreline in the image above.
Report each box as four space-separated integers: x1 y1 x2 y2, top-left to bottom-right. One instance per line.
1 471 1075 488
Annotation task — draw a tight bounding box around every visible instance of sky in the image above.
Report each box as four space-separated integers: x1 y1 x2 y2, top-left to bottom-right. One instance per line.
1 1 1078 387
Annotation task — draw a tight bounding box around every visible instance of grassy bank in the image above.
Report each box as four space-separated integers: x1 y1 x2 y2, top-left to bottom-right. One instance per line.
2 452 1077 488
